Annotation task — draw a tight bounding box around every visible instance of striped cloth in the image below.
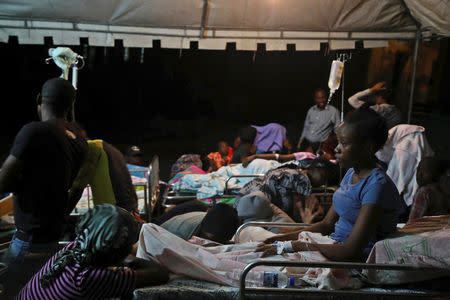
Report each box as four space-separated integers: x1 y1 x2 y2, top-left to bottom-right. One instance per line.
16 241 136 300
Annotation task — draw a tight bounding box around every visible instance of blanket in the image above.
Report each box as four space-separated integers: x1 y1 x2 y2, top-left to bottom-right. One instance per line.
172 159 280 199
365 215 450 284
136 223 362 290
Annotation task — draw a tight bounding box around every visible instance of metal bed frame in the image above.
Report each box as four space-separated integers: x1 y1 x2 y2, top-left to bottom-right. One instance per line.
235 222 449 299
163 174 265 207
239 260 449 299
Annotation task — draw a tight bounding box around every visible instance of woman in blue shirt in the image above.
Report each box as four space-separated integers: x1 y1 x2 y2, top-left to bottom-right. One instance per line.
257 106 401 261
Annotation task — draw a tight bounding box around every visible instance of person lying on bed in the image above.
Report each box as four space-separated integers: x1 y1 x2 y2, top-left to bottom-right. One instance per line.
241 151 317 167
255 106 402 261
17 204 169 300
409 157 450 221
235 157 339 218
160 203 240 244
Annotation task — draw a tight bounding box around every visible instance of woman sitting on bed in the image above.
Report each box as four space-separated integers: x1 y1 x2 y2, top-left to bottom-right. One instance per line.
17 204 169 299
256 106 402 261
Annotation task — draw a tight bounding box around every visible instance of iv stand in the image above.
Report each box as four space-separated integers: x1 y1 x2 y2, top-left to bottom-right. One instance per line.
338 53 352 122
45 48 85 121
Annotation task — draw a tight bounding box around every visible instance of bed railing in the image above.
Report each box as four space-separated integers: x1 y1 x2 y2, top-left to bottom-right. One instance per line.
239 260 448 299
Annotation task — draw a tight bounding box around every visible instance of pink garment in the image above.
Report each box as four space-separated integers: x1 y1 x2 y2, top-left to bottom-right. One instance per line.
169 165 206 184
293 152 318 161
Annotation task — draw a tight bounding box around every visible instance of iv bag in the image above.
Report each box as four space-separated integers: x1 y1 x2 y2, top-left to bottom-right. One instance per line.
328 60 344 92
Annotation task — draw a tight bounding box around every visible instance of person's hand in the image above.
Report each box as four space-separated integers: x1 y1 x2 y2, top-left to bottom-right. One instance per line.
370 81 387 93
242 155 256 167
255 243 277 257
297 196 322 224
262 231 299 244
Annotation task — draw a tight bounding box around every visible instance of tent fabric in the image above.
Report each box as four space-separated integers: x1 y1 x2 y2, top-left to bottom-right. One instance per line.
0 0 448 49
404 0 450 36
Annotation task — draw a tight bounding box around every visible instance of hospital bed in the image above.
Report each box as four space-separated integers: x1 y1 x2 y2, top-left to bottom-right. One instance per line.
163 174 264 207
133 217 450 300
239 260 449 299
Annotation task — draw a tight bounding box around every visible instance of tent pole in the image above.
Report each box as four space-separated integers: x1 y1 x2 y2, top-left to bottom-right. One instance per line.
199 0 208 39
407 30 420 124
341 65 344 122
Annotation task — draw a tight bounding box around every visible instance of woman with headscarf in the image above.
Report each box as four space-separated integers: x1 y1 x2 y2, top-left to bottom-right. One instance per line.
17 204 169 299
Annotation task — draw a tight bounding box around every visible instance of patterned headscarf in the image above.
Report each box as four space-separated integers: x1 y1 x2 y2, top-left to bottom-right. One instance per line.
40 204 139 287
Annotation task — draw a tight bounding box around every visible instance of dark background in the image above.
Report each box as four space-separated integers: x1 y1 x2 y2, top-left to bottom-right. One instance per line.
1 39 448 181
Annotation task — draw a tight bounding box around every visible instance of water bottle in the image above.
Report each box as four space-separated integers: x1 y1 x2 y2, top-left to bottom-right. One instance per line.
288 277 304 288
238 270 288 288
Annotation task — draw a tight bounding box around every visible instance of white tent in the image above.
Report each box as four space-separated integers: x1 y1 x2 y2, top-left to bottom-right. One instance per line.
1 0 449 122
0 0 449 50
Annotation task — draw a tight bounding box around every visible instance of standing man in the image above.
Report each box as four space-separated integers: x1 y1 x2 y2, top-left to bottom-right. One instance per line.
0 78 88 296
297 88 340 154
348 81 401 129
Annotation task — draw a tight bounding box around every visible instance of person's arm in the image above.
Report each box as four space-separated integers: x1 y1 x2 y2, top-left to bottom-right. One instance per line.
408 187 427 221
348 82 387 109
242 153 297 167
262 204 338 244
258 204 383 261
348 89 370 109
292 204 383 261
124 257 169 288
0 155 23 193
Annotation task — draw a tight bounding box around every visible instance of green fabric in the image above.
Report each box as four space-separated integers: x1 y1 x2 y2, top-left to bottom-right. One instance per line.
198 197 235 206
71 140 116 206
89 140 116 206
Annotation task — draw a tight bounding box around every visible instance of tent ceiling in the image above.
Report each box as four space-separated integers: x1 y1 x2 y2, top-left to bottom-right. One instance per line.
0 0 448 50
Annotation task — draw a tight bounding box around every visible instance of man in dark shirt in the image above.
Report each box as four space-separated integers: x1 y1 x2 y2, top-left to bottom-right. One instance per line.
0 78 88 296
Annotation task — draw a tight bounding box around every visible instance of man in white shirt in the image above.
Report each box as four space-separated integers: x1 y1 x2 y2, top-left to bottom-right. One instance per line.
297 88 340 154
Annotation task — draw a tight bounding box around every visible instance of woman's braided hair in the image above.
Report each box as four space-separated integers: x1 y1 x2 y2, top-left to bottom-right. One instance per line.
40 204 139 287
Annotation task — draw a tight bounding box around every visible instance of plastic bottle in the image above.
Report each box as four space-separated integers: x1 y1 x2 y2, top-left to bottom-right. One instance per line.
327 59 344 103
236 270 289 288
288 277 304 288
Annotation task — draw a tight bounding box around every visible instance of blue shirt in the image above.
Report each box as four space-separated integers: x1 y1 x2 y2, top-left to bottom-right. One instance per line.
330 168 401 254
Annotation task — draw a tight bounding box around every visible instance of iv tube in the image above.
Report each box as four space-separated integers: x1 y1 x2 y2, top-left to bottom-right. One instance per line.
327 60 344 104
